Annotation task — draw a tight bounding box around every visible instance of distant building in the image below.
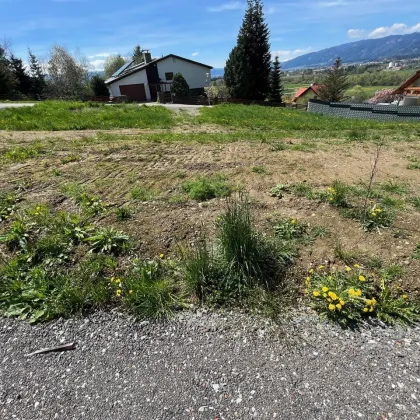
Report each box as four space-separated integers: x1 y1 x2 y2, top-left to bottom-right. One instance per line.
393 69 420 105
105 52 212 102
292 84 324 104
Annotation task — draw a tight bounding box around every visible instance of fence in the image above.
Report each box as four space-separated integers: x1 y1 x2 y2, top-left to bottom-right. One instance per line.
308 99 420 122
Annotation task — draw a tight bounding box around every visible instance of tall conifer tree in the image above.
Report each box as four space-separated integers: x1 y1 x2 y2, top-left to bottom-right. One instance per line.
268 56 283 102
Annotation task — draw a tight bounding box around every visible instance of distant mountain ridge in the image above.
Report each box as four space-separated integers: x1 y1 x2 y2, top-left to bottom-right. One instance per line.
282 32 420 70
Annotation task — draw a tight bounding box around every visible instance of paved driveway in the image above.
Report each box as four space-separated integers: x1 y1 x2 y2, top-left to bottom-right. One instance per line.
0 103 35 109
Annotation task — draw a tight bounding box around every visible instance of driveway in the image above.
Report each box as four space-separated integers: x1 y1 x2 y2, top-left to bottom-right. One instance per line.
145 102 212 114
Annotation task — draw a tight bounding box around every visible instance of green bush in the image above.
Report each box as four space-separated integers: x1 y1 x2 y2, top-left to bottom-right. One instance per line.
181 176 232 201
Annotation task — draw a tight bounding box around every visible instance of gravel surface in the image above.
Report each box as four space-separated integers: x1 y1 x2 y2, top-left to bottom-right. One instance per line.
1 310 419 419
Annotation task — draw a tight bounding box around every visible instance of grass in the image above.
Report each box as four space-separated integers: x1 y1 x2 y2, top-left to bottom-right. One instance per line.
181 176 233 201
252 166 267 174
1 143 45 163
0 101 174 130
130 186 159 201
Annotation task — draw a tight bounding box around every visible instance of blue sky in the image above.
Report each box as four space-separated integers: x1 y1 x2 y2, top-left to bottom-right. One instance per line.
2 0 420 70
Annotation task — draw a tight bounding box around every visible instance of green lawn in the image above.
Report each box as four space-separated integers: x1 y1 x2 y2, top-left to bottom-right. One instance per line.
0 101 174 130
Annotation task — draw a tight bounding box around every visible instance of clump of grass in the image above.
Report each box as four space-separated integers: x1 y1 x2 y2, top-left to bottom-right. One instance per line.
118 260 185 320
61 182 105 214
174 170 187 179
379 181 409 196
410 197 420 210
52 168 62 176
270 142 287 151
115 206 132 221
130 186 158 201
184 194 287 304
252 165 267 174
1 143 44 163
407 158 420 170
413 243 420 260
61 154 80 164
270 184 289 198
291 183 328 201
347 129 368 141
181 175 232 201
327 180 349 207
0 191 19 222
334 243 382 269
307 265 420 327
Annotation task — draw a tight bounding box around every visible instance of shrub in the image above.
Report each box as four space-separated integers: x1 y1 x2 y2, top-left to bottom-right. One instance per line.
171 73 190 99
362 203 394 231
327 180 348 207
307 265 419 327
0 220 30 252
181 176 232 201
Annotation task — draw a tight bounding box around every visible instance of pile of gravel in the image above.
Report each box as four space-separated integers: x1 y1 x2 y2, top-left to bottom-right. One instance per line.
1 309 419 419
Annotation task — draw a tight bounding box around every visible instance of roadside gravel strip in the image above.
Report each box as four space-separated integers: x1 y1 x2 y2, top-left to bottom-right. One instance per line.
1 310 420 420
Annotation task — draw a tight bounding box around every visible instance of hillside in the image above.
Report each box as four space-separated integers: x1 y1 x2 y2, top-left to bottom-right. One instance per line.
282 32 420 70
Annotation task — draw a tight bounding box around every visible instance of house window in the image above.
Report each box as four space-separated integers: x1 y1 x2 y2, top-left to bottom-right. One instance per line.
165 72 173 81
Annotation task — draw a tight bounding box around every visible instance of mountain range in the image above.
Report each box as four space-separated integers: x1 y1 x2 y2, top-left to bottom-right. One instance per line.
282 32 420 70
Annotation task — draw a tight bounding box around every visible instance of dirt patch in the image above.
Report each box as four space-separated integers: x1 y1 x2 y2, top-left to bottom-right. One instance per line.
1 134 420 291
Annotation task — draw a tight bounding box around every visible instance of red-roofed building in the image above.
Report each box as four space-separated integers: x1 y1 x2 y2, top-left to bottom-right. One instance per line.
292 84 324 105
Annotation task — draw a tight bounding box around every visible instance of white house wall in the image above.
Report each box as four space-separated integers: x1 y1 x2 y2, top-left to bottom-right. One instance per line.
107 69 151 101
156 57 210 89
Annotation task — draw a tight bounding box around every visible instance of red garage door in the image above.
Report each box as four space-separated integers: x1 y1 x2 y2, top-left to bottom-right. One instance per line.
119 84 147 102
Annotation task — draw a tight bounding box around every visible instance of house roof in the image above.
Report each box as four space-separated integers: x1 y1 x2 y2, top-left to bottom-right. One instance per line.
393 70 420 94
105 54 213 85
293 84 324 100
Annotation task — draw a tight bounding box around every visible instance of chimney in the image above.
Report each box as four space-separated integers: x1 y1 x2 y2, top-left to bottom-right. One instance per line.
143 51 152 64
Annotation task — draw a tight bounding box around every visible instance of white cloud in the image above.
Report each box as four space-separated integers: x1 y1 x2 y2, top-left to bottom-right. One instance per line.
89 59 106 71
368 22 420 38
348 29 366 39
192 51 199 56
271 47 314 62
207 1 243 12
88 52 116 59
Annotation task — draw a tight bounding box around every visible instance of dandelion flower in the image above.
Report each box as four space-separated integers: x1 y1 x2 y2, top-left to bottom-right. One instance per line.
328 304 336 311
348 288 355 296
354 264 360 268
327 298 332 302
345 266 351 272
129 290 133 295
365 299 372 306
309 269 314 274
355 289 362 297
376 208 382 213
322 286 329 293
318 265 325 270
339 299 345 306
402 294 408 299
305 276 311 284
323 293 327 298
371 298 377 305
116 289 122 297
313 291 320 297
359 275 366 282
369 307 374 313
159 253 165 259
336 303 342 310
291 219 296 224
328 291 338 300
363 307 369 313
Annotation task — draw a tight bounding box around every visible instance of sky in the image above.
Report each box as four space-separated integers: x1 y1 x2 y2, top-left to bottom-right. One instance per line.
1 0 420 71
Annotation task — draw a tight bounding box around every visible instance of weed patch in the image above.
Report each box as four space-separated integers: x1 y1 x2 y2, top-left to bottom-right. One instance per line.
1 143 45 163
181 176 232 201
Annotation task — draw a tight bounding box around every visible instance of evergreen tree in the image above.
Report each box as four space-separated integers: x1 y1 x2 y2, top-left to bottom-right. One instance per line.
0 46 16 95
268 56 283 102
171 73 189 98
318 57 350 103
10 55 32 95
104 54 126 79
224 0 271 100
90 75 109 96
132 45 144 64
28 49 46 95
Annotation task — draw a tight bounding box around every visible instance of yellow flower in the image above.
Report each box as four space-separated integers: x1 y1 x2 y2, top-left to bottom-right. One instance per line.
116 289 122 297
313 291 320 297
354 264 360 268
318 265 325 270
322 286 329 293
345 266 351 272
376 208 382 213
110 276 115 283
402 294 408 299
129 290 133 294
369 307 374 313
291 219 296 224
328 291 338 300
348 288 355 296
327 298 332 302
328 304 336 311
363 307 369 313
305 276 311 284
339 300 345 306
309 269 314 274
328 276 332 280
365 299 372 306
359 275 366 282
159 253 165 259
323 293 327 298
355 289 362 297
371 212 377 217
336 303 342 310
371 298 377 305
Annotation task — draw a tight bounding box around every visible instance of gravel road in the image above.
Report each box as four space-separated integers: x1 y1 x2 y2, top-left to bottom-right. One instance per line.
1 310 419 419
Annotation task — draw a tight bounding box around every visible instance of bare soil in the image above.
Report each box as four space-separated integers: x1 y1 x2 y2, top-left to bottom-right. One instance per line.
1 130 420 292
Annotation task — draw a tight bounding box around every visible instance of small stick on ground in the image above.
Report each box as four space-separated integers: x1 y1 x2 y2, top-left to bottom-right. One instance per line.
362 143 382 224
25 342 77 357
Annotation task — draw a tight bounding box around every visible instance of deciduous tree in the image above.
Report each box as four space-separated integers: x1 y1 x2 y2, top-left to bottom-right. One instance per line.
104 54 126 79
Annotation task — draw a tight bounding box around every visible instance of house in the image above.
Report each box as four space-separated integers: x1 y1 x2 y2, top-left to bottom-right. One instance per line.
105 52 213 102
292 84 324 104
393 69 420 105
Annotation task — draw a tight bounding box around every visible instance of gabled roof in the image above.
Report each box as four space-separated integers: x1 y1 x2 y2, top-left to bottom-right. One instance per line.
393 70 420 94
293 84 324 100
105 54 213 85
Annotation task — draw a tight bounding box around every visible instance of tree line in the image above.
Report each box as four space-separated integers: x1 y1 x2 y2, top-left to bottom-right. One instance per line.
0 43 148 99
